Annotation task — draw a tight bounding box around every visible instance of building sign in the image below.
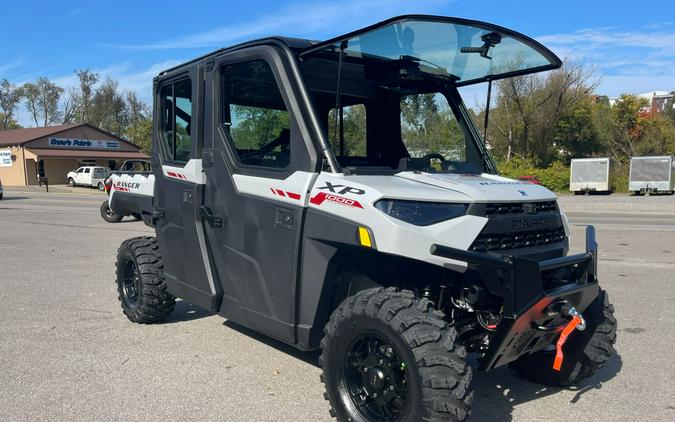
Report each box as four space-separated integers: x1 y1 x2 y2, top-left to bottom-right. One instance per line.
0 148 12 167
48 138 120 150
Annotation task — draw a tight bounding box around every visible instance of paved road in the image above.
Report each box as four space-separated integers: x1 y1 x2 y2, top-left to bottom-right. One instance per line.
1 192 674 421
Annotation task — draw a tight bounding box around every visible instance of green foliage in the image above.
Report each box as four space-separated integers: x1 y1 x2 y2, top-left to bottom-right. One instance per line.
230 105 290 150
400 93 464 159
328 104 367 156
498 157 569 192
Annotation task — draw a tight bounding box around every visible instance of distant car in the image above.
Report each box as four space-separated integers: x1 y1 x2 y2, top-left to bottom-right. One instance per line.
518 175 543 185
66 166 111 190
0 178 3 200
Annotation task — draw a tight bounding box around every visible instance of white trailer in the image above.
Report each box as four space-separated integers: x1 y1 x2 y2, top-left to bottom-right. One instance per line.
569 158 612 194
629 156 675 195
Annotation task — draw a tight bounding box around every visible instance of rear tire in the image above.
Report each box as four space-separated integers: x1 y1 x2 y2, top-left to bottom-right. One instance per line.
115 236 175 323
68 178 75 187
100 201 123 223
509 290 617 386
320 287 473 422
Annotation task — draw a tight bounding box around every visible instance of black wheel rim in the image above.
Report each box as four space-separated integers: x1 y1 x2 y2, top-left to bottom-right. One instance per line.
122 259 140 308
343 334 409 421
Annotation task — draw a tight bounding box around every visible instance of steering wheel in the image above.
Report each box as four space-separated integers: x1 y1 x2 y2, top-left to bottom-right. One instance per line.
420 153 446 164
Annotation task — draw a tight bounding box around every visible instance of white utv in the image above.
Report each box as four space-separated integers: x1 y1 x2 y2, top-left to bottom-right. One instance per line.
113 15 617 421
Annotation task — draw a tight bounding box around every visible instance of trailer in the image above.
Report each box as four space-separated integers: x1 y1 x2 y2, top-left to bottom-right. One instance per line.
570 158 613 194
629 156 675 195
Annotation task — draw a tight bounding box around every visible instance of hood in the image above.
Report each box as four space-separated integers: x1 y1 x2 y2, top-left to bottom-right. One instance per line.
393 172 557 202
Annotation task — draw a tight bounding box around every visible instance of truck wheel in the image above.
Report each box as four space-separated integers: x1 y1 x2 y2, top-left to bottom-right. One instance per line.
115 237 175 323
320 288 473 422
100 201 123 223
68 178 75 187
132 213 142 221
509 290 617 387
97 181 105 191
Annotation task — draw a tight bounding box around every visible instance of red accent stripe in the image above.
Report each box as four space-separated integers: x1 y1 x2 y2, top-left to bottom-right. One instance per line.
270 187 301 201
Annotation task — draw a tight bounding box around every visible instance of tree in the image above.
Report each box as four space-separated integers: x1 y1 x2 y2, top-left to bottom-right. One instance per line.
0 112 21 129
0 79 24 130
123 91 152 152
401 93 464 159
22 77 64 127
485 63 596 165
89 77 128 136
74 69 99 123
61 87 78 124
599 94 649 163
554 97 602 159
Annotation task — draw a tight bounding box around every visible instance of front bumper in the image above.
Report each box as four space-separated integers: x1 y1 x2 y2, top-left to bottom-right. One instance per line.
431 226 600 370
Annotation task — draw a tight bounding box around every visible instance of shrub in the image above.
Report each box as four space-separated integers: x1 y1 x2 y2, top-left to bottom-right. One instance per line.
497 157 570 192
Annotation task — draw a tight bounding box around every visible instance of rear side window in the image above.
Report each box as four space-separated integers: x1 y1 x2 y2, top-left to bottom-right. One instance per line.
221 60 290 169
160 79 193 163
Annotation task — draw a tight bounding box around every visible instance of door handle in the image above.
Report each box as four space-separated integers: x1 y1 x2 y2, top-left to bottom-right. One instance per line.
200 205 223 228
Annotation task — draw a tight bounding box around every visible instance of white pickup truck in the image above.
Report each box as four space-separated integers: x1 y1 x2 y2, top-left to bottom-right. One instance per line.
101 160 154 223
67 166 111 190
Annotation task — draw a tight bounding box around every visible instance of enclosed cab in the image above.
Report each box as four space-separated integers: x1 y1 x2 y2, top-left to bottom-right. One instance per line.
112 16 616 422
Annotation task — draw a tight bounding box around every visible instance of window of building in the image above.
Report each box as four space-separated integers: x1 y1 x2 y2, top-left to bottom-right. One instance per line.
160 79 193 163
221 60 290 169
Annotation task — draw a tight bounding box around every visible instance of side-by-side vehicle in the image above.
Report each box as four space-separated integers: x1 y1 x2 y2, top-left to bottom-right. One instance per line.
111 15 617 421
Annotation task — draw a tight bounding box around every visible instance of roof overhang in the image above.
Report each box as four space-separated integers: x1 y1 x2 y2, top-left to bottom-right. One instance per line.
25 148 149 160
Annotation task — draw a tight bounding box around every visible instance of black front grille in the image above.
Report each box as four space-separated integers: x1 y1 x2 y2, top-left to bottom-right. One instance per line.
485 201 557 217
470 228 566 252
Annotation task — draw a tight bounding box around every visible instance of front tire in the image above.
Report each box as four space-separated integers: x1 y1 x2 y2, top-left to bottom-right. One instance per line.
320 288 473 422
100 201 123 223
509 290 617 386
68 178 75 187
115 237 175 323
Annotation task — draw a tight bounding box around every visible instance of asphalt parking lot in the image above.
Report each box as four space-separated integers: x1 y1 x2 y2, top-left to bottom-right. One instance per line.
1 191 674 421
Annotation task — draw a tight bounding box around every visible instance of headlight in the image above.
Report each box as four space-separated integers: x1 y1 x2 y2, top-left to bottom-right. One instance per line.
374 199 468 226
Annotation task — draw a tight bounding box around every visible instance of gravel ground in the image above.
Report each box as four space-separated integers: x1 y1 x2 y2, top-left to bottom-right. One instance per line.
0 192 674 421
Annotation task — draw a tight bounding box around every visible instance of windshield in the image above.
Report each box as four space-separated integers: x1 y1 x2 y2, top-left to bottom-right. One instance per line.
302 55 486 174
302 16 560 86
301 16 559 174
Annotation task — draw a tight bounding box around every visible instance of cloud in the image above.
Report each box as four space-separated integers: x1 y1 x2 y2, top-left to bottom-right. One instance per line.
103 0 450 50
536 25 675 97
0 56 25 76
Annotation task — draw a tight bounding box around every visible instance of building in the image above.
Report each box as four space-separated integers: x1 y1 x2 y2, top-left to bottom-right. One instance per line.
0 123 148 186
637 91 674 114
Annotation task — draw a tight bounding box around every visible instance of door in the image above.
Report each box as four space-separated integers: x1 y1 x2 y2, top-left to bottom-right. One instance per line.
153 69 219 311
74 167 84 184
201 48 319 343
79 167 91 186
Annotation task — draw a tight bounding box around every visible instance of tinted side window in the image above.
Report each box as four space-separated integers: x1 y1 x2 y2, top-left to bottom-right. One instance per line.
221 60 290 169
160 79 193 163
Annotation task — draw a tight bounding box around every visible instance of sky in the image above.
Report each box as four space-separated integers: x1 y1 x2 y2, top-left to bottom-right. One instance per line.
1 0 674 126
